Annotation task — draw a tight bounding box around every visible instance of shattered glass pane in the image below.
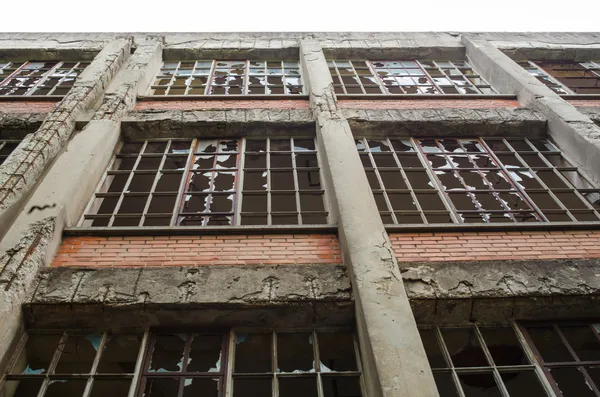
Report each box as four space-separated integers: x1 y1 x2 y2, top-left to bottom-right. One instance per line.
188 334 222 372
10 334 62 374
457 373 502 397
90 379 132 397
233 378 271 397
549 367 596 397
479 327 528 366
97 334 142 373
318 332 357 372
143 378 180 397
54 334 101 374
45 379 87 397
278 377 318 396
441 328 489 367
234 333 271 373
0 379 43 397
277 333 314 372
526 327 573 362
149 334 187 372
182 378 219 397
501 371 547 397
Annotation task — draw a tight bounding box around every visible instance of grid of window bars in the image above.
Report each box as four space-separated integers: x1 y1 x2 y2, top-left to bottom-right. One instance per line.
520 322 600 397
1 331 144 397
328 60 496 95
419 324 553 397
518 61 600 95
81 138 327 227
357 137 600 224
0 329 362 397
0 139 21 165
149 60 303 96
0 61 89 96
240 138 327 225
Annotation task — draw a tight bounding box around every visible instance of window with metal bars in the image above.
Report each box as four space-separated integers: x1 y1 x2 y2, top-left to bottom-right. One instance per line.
149 61 303 96
0 61 89 96
80 138 327 227
357 137 600 224
420 322 600 397
0 329 363 397
518 61 600 95
328 60 496 95
0 139 21 165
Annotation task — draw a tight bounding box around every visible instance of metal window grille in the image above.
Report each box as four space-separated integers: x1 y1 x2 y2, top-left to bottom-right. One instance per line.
356 137 600 224
328 60 496 95
0 139 21 165
149 61 304 96
0 329 363 397
0 61 89 96
519 61 600 95
81 138 328 228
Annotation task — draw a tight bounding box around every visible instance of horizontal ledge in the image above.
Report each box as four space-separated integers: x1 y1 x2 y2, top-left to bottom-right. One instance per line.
0 95 62 102
64 225 338 236
137 95 309 101
385 221 600 233
561 95 600 100
336 94 517 100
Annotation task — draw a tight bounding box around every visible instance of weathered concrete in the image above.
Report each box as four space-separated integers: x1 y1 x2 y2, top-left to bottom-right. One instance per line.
25 264 353 328
0 38 132 237
401 259 600 325
0 112 46 138
343 107 546 138
463 35 600 186
301 39 439 397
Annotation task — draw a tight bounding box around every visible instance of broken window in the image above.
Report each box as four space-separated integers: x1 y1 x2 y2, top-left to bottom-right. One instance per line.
358 137 600 224
149 60 303 96
1 331 143 397
328 60 496 95
0 139 21 165
0 61 89 96
518 61 600 95
81 138 327 227
420 324 550 397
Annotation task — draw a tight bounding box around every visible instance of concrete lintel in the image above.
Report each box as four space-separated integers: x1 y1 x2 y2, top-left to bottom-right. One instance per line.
301 39 439 397
164 47 300 61
322 45 465 61
462 35 600 185
401 258 600 325
25 264 353 329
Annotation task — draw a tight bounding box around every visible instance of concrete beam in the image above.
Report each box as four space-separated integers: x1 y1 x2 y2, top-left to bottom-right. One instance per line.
462 35 600 186
301 39 439 397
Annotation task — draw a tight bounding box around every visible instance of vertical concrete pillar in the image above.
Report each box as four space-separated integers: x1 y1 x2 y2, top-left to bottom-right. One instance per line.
462 35 600 184
300 40 439 397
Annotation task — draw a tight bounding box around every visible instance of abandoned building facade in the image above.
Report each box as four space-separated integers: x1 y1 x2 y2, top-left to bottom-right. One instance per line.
2 32 600 397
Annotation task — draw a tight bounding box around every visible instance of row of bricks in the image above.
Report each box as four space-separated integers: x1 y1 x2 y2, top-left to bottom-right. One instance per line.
52 258 342 267
337 99 520 109
396 253 600 262
0 102 56 113
134 100 309 110
389 231 600 238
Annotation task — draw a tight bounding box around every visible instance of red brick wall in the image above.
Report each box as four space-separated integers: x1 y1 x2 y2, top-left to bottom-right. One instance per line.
0 101 56 113
391 230 600 262
134 100 309 111
52 234 341 267
570 100 600 107
338 99 520 109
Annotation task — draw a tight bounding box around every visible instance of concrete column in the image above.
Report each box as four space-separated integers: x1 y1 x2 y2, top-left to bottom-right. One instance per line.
300 40 439 397
462 35 600 185
0 37 163 373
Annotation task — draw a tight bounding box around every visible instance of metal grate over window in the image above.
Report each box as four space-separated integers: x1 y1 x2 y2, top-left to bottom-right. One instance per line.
518 61 600 95
0 61 89 96
328 60 496 95
0 329 363 397
0 139 21 165
81 138 327 227
149 60 303 96
357 137 600 224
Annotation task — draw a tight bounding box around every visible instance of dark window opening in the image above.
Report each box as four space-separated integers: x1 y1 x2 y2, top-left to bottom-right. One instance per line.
0 61 89 96
0 139 22 165
518 61 600 95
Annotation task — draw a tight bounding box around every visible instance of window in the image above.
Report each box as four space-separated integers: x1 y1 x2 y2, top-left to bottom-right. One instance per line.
0 139 21 165
328 60 496 95
420 324 550 397
149 61 303 96
81 138 327 227
357 137 600 224
0 61 90 96
1 329 363 397
518 61 600 95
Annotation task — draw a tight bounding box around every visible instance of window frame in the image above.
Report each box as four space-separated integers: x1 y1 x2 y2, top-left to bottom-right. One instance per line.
0 61 89 97
519 60 600 96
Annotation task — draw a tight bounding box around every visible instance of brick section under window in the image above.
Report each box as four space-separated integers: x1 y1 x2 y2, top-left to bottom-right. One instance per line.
133 100 309 111
570 100 600 107
0 101 56 113
338 99 520 109
51 234 341 267
391 230 600 262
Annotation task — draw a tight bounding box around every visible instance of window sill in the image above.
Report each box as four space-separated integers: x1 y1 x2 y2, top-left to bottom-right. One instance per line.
137 95 309 101
561 94 600 100
384 221 600 233
64 225 338 236
336 94 517 100
0 95 63 102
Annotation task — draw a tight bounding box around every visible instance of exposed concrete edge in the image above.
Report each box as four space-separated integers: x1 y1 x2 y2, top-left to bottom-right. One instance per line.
164 47 300 61
0 114 46 138
401 258 600 324
321 45 465 60
25 264 353 328
497 46 600 62
0 48 101 61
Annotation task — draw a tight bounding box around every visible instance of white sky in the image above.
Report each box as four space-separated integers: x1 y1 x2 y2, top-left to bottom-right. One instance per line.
2 0 600 32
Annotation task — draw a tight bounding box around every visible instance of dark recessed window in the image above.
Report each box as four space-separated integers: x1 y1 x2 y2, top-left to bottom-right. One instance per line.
149 60 303 96
81 138 327 227
518 61 600 95
0 61 89 96
0 139 21 165
328 60 496 95
357 137 600 224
